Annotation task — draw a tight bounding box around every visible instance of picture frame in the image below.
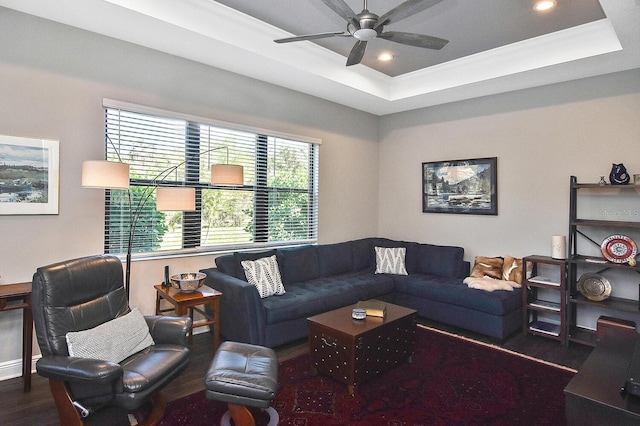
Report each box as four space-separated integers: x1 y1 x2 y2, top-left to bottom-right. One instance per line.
0 134 60 215
422 157 497 215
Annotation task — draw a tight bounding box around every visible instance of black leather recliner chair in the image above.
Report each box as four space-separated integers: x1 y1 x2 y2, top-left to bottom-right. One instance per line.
32 255 192 425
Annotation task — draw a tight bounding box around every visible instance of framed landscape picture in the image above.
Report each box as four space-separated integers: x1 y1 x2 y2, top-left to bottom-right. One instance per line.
0 134 59 215
423 157 497 215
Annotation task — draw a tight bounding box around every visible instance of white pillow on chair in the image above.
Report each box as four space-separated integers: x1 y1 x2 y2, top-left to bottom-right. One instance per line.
66 307 155 363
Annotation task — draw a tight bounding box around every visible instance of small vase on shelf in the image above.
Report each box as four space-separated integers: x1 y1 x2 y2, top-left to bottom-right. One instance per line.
609 163 630 185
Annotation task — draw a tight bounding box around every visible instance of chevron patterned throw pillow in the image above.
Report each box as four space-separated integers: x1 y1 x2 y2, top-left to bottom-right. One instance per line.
375 246 408 275
241 255 286 298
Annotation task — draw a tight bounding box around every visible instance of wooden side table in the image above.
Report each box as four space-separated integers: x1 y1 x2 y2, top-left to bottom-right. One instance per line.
154 284 222 352
0 282 33 392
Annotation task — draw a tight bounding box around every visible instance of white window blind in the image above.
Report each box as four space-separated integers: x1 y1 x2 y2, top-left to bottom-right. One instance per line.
103 102 319 256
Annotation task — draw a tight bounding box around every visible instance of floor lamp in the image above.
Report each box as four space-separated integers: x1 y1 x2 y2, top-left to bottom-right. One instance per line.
82 146 243 300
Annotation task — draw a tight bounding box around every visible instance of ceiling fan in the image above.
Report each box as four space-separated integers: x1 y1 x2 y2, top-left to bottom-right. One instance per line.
274 0 449 66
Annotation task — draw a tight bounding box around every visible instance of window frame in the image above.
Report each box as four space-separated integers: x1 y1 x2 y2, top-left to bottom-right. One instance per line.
102 99 320 259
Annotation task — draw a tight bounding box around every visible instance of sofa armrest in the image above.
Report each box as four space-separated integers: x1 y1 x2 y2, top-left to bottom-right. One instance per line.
200 267 266 346
145 315 192 346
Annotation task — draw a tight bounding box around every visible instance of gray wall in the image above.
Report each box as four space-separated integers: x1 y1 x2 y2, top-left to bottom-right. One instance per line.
0 9 379 376
378 68 640 329
1 6 640 381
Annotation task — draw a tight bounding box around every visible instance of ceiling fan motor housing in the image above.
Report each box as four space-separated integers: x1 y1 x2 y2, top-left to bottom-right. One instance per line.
350 11 381 41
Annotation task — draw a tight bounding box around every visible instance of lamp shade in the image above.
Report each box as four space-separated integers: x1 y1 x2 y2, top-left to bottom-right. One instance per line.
156 187 196 211
211 164 243 186
82 160 130 189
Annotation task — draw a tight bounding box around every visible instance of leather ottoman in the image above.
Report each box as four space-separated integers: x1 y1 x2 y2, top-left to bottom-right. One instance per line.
205 341 279 426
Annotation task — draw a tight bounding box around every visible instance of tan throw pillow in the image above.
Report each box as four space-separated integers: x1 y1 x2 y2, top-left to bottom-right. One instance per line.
502 256 523 284
470 256 504 280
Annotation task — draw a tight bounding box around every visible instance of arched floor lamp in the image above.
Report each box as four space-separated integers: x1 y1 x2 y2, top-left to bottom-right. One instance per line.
82 146 243 300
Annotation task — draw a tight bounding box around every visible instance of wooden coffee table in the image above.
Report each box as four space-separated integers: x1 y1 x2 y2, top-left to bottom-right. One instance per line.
307 301 416 396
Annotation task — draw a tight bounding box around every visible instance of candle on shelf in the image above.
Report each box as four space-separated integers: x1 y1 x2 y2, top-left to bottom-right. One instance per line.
552 235 566 259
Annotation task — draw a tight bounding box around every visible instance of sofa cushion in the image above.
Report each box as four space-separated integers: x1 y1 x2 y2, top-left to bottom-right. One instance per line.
415 244 464 278
278 246 321 285
241 255 286 298
261 272 395 324
375 246 408 275
402 243 420 274
317 242 353 277
352 239 375 271
234 250 278 281
393 274 521 316
351 238 417 272
373 239 420 273
214 255 236 277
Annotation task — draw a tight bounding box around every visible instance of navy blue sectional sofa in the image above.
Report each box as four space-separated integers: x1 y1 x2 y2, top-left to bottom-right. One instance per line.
200 238 522 348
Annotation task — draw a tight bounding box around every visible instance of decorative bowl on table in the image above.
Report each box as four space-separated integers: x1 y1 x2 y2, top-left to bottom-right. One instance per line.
170 272 206 293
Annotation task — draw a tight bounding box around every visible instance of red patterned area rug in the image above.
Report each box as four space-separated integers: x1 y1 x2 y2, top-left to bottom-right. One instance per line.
160 325 576 425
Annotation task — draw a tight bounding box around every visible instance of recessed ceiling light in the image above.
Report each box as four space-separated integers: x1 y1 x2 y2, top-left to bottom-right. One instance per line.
378 52 394 62
533 0 557 12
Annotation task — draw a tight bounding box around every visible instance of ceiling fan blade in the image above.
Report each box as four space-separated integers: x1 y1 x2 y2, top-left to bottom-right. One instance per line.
321 0 360 29
274 31 347 44
321 0 357 21
375 0 445 28
346 41 367 66
378 31 448 50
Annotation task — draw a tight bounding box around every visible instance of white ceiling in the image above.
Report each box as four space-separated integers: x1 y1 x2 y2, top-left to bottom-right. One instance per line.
1 0 639 116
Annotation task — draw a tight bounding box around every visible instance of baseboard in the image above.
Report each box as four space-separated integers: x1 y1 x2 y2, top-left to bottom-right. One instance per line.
0 354 38 382
0 322 210 383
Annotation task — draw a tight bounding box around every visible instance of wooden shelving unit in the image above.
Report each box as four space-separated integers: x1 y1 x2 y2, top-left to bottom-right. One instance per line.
522 255 567 345
567 176 640 347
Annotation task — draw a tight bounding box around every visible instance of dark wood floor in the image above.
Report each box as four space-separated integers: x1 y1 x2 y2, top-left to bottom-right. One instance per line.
0 319 592 426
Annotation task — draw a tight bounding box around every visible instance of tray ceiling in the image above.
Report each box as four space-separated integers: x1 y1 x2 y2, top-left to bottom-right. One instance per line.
1 0 639 115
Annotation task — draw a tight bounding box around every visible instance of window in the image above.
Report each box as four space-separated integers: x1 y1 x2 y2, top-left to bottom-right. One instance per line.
103 100 319 257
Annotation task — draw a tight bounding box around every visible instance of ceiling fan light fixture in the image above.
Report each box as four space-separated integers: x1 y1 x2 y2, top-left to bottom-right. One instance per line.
533 0 557 12
353 28 377 41
378 52 394 61
274 0 449 67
